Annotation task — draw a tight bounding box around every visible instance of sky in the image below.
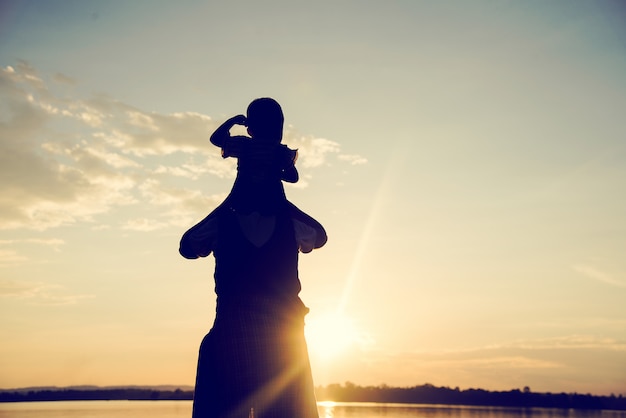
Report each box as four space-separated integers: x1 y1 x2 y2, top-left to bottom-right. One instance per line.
1 0 625 396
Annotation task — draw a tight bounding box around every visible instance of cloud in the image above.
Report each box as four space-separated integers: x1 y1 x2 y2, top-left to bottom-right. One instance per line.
0 61 367 232
0 249 28 267
0 238 66 267
111 109 216 156
0 279 93 306
422 355 561 371
23 238 65 250
153 157 235 180
135 179 227 228
506 335 626 352
338 154 368 165
489 335 617 351
0 279 40 297
0 65 137 230
0 237 65 251
284 134 341 168
282 131 368 169
572 264 626 288
364 334 626 368
122 218 169 232
52 72 77 85
348 335 626 392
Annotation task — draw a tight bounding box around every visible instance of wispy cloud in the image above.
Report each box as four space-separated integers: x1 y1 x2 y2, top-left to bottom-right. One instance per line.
122 218 169 232
338 154 368 165
572 264 626 288
0 238 65 249
0 249 28 267
480 335 626 352
1 64 137 230
0 238 65 266
351 335 626 391
285 134 341 168
385 335 626 362
1 61 367 232
423 355 561 371
0 279 94 306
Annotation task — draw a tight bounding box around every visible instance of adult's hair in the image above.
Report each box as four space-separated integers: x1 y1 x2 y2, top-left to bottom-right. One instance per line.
246 97 284 142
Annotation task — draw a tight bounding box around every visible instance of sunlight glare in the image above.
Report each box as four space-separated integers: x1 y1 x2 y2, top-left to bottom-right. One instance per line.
306 312 362 361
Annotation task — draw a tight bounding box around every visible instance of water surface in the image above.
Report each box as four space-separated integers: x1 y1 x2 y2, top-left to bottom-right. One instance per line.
1 401 624 418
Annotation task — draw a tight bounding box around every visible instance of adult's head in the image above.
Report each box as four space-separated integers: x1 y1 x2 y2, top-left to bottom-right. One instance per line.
246 97 284 142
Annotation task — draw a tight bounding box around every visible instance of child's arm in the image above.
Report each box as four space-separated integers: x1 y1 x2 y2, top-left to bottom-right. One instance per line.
281 148 299 183
281 165 299 183
210 114 247 147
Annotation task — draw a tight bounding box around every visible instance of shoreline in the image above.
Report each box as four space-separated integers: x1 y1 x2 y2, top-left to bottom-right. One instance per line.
1 385 624 411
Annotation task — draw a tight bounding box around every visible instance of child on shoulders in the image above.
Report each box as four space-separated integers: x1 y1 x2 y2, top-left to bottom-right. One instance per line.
180 98 327 258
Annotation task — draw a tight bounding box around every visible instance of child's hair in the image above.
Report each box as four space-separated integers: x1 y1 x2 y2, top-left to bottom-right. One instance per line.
246 98 284 142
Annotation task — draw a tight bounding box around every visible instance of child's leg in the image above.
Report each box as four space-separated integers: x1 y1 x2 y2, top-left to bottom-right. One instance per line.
286 200 328 249
179 197 232 259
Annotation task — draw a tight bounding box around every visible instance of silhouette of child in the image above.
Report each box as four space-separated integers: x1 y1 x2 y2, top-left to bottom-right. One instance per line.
180 98 327 258
210 97 299 216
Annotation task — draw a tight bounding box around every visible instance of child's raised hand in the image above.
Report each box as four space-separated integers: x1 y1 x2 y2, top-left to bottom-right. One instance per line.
231 114 247 126
211 114 248 147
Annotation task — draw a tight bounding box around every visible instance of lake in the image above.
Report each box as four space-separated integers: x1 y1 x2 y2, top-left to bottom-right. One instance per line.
0 401 625 418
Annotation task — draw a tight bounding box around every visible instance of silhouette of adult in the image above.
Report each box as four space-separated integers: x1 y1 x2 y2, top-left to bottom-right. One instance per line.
180 98 325 418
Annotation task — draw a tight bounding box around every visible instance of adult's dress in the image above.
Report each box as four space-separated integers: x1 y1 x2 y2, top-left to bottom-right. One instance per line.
180 207 320 418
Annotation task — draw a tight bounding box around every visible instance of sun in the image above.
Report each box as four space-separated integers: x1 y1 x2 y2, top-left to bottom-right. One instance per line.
305 311 362 361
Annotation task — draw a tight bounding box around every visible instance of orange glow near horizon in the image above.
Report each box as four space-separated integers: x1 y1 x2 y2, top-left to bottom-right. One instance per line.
305 311 364 362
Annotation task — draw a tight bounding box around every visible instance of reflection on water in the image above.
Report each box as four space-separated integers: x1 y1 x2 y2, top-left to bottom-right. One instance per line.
0 400 192 418
317 401 626 418
0 401 625 418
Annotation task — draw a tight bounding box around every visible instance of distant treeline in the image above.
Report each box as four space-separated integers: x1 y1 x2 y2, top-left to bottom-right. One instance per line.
1 383 625 411
0 388 193 402
315 382 626 411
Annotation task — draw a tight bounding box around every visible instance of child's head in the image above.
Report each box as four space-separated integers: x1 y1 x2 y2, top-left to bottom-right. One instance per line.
246 98 284 142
